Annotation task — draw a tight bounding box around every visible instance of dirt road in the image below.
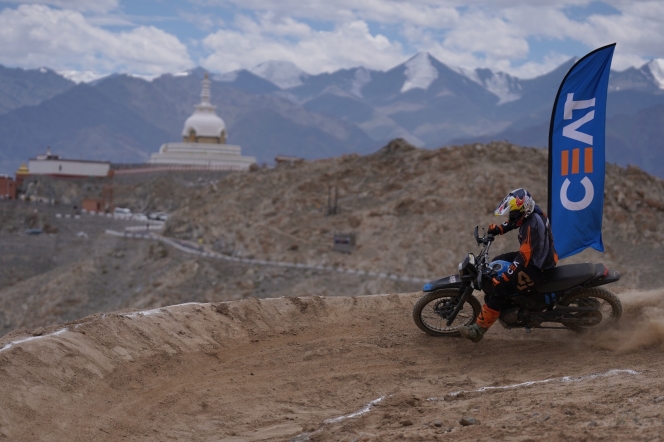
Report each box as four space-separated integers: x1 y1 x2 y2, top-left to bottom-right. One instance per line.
0 289 662 441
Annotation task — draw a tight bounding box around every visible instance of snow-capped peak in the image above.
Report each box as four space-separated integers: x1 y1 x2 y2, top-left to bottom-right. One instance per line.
401 52 438 93
485 72 521 104
56 69 107 84
216 70 238 82
456 67 521 104
646 59 664 90
350 67 371 98
250 60 309 89
125 73 159 82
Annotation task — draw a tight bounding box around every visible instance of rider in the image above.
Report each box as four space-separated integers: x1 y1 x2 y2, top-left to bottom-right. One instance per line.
458 188 558 343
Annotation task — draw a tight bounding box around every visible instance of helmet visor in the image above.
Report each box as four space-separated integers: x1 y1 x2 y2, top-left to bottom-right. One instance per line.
494 194 512 216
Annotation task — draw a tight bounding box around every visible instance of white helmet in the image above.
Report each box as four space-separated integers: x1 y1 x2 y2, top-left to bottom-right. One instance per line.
494 188 535 226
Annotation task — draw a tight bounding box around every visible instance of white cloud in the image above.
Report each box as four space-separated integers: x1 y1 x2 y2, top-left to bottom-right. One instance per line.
201 0 459 28
0 4 193 76
579 2 664 66
178 10 226 32
406 1 664 75
0 0 118 13
495 1 664 70
197 0 664 77
2 0 663 80
499 53 573 78
442 9 530 59
201 15 404 74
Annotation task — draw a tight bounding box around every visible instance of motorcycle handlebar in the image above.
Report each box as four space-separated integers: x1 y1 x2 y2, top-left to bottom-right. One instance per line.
474 225 494 246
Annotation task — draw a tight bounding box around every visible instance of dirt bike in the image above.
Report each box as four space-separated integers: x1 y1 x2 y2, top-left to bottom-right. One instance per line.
413 226 622 337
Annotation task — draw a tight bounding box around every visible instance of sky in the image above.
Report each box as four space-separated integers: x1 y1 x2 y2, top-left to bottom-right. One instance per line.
0 0 663 81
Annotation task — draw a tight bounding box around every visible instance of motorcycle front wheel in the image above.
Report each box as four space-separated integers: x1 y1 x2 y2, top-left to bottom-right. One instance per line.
412 288 481 337
559 287 622 332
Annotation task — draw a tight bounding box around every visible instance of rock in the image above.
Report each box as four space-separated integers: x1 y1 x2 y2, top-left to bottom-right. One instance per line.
237 280 255 290
213 303 230 316
31 328 44 337
405 397 420 406
400 419 413 426
654 396 664 403
433 420 443 427
537 413 551 422
459 417 479 426
374 138 417 157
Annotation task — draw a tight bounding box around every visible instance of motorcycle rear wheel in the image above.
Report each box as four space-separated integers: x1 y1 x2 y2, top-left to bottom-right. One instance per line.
559 287 622 332
412 288 481 337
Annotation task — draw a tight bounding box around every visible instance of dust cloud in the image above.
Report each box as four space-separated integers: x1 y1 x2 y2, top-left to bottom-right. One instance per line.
590 288 664 352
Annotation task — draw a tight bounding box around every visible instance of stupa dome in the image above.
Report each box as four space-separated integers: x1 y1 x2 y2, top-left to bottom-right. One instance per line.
181 73 227 143
182 111 226 139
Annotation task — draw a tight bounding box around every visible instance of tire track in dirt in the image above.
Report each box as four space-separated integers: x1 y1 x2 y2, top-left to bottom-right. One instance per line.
0 291 661 441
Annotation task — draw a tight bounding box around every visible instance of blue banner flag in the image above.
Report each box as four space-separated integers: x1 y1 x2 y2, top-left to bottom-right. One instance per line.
548 43 615 259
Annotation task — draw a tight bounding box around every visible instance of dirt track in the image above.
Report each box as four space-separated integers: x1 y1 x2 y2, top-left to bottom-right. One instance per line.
0 290 663 441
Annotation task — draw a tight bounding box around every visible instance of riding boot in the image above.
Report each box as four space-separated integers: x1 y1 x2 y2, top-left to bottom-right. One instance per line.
458 304 500 343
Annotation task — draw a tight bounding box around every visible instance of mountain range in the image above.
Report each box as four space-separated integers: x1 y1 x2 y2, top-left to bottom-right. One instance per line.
0 54 663 177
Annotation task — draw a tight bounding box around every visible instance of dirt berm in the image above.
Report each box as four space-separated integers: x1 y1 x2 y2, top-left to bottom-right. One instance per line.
0 289 662 441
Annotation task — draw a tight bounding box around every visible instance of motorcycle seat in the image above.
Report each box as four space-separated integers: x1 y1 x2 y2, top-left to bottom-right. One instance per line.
535 262 597 293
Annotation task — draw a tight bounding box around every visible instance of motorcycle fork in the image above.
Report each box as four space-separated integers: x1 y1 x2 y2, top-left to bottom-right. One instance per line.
445 285 474 327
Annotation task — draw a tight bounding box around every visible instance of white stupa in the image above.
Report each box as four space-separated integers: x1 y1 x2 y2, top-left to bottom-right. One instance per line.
149 73 255 170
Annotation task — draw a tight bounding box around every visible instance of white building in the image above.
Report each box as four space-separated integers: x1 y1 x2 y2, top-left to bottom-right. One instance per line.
28 148 111 177
148 73 256 170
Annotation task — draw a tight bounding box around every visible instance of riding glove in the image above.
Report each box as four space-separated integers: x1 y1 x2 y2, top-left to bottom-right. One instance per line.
488 223 501 235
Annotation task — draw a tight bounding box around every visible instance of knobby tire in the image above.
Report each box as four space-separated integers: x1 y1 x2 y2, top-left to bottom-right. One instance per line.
412 288 481 337
559 286 622 332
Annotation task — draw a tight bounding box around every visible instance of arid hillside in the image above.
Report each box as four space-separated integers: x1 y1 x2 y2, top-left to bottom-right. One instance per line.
0 201 413 337
1 140 662 337
166 139 664 288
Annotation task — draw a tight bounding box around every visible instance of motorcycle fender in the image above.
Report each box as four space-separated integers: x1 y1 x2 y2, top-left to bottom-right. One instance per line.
583 264 621 289
422 275 463 292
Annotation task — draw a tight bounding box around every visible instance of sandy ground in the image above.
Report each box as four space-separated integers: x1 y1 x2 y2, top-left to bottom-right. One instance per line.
0 289 662 441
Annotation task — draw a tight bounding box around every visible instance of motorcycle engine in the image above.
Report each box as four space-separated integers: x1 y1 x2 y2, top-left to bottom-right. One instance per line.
499 307 520 325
